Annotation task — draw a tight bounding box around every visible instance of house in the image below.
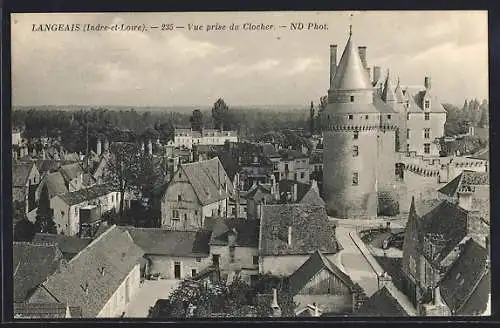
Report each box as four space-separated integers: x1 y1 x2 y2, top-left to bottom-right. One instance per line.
35 171 68 203
14 303 82 319
287 250 355 314
243 182 277 219
437 238 490 316
59 163 85 192
31 233 92 261
50 184 120 236
161 157 234 231
274 149 310 184
173 128 238 150
13 162 40 214
437 170 489 211
356 285 411 316
259 204 341 276
122 227 212 280
13 242 66 303
278 179 312 204
299 180 325 207
205 217 260 282
28 225 144 318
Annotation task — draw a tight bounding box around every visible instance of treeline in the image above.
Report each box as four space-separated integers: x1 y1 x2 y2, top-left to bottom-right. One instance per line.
443 99 488 136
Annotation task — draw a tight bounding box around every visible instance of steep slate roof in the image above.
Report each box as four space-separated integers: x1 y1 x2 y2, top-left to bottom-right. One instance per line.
44 171 69 198
59 163 84 182
331 30 372 90
438 170 489 198
14 303 82 319
32 233 92 261
288 250 354 295
439 239 490 315
372 93 398 113
260 204 340 256
419 201 469 265
381 72 397 103
218 151 239 181
13 242 65 302
13 162 35 186
299 181 325 207
37 225 144 317
179 157 233 206
244 183 272 200
208 218 260 248
122 227 211 257
394 78 405 103
356 286 409 316
57 184 114 206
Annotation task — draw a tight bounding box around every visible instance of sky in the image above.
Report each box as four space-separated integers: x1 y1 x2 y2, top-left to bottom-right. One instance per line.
11 11 488 108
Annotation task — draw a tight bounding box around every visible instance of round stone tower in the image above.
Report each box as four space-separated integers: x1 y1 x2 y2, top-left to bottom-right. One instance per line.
322 27 398 219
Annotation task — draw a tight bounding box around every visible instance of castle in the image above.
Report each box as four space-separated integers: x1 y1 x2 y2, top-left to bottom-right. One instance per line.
321 27 486 219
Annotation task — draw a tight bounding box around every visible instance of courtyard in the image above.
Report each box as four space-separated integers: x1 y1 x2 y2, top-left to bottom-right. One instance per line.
124 279 180 318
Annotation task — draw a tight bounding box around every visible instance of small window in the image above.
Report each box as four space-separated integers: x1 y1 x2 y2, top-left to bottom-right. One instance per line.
350 96 354 102
424 128 430 139
352 172 359 186
407 129 410 139
387 114 392 120
407 113 410 120
353 145 359 157
253 256 259 265
294 173 297 180
195 210 198 216
424 99 430 109
173 210 179 219
196 257 201 263
74 207 78 216
178 194 182 201
424 143 430 154
184 213 188 220
424 112 430 120
406 143 410 152
300 172 305 179
353 131 359 140
192 269 197 277
365 115 369 120
348 114 353 120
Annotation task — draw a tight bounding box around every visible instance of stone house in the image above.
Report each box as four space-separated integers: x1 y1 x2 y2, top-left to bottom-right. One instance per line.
12 162 40 215
274 149 310 184
356 285 411 316
160 157 234 230
28 225 144 318
50 184 120 236
259 204 342 276
242 182 277 219
121 227 212 280
287 250 356 314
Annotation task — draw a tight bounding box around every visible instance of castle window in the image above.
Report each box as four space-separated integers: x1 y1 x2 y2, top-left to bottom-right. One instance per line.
350 96 354 102
387 114 392 120
424 128 430 139
406 143 410 152
424 99 430 109
353 131 359 140
300 172 305 179
348 114 353 120
365 115 369 120
407 129 410 139
424 112 430 120
424 143 431 154
352 172 359 186
353 145 359 157
407 113 410 120
178 194 182 201
172 210 179 219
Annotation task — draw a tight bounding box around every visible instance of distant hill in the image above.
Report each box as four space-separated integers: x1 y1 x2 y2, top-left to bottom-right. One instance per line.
12 104 309 113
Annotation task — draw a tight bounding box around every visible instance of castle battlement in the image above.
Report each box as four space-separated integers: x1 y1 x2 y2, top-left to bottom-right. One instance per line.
323 124 398 132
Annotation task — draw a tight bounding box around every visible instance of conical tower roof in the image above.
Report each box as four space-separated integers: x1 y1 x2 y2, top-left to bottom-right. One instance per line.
381 70 397 103
395 77 405 103
331 27 372 90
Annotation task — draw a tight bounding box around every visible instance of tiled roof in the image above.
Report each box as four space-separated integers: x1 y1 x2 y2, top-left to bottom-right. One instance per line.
57 184 114 206
14 303 82 319
38 225 144 317
279 180 310 203
13 162 35 186
244 183 272 200
35 160 73 174
32 233 92 261
122 227 211 256
180 158 233 206
420 201 469 265
13 242 65 302
218 151 239 181
438 170 489 197
372 94 398 113
468 148 489 161
288 250 354 295
44 172 68 198
208 217 260 248
356 286 409 316
394 79 405 103
381 73 397 103
299 182 325 207
440 239 490 315
260 204 340 256
59 163 84 182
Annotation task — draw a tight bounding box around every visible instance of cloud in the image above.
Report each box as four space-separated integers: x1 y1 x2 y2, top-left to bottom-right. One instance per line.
285 57 323 75
212 59 280 77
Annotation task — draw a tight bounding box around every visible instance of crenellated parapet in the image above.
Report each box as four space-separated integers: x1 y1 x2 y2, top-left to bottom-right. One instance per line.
323 123 398 132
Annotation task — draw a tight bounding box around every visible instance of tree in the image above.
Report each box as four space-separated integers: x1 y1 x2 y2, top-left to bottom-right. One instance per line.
155 121 175 143
212 98 230 131
190 109 204 133
479 99 489 128
14 219 36 242
34 184 57 234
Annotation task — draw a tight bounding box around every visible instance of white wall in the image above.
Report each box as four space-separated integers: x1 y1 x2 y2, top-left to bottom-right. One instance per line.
147 255 212 280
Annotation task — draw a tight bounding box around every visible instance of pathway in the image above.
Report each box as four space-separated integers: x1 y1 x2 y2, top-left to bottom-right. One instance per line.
124 279 180 318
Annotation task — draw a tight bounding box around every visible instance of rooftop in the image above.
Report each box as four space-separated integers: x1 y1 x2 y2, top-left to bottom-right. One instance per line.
57 184 114 206
31 233 92 261
208 217 260 248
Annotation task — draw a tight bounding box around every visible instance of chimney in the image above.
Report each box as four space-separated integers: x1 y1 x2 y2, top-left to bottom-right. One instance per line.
288 226 292 246
292 183 298 202
96 138 102 156
329 44 337 89
65 304 72 318
424 76 432 89
271 288 281 317
103 139 109 152
433 286 444 306
42 148 46 160
358 46 367 69
373 66 381 85
147 139 153 155
458 191 473 211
